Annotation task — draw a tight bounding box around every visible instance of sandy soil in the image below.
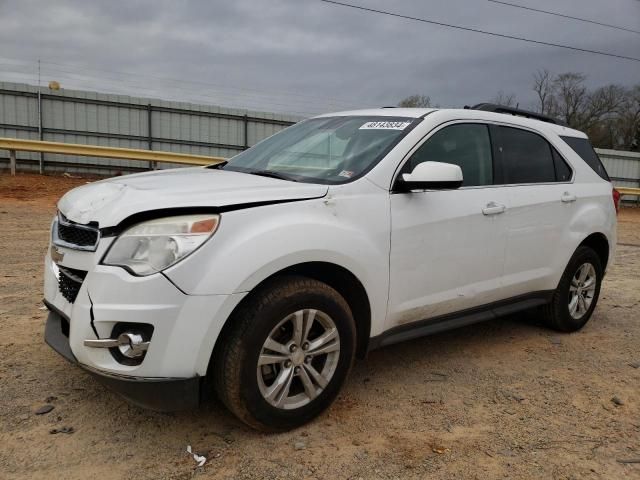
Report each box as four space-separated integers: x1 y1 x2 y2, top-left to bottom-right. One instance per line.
1 173 639 480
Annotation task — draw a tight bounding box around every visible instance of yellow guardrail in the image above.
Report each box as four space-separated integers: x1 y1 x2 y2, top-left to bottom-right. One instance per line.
3 138 640 197
0 137 225 175
617 187 640 197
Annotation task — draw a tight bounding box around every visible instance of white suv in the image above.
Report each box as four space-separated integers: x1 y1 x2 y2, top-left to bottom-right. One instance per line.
43 105 618 430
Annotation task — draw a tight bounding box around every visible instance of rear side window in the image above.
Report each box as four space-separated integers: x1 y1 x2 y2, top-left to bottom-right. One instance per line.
560 136 610 180
494 126 556 184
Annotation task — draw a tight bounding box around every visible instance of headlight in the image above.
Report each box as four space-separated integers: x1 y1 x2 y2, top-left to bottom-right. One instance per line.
103 214 220 276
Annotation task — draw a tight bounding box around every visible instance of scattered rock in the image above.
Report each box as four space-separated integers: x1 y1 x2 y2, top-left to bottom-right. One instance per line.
463 399 474 407
50 426 74 434
17 414 30 422
426 372 448 382
432 446 449 454
611 396 624 406
34 404 54 415
45 396 58 403
549 337 563 345
422 396 442 404
629 361 640 369
354 450 368 460
617 458 640 464
502 390 526 402
294 441 306 451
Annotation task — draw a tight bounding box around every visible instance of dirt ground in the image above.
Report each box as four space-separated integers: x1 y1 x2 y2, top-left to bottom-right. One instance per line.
1 173 639 480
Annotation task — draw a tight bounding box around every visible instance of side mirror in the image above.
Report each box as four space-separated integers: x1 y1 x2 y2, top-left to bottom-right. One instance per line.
398 161 463 191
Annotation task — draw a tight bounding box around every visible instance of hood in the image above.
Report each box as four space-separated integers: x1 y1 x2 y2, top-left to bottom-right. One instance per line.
57 167 328 227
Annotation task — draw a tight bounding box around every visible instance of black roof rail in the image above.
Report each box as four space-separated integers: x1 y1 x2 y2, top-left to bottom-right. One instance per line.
468 103 566 126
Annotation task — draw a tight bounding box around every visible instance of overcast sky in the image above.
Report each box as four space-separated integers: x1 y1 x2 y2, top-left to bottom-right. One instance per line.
0 0 638 117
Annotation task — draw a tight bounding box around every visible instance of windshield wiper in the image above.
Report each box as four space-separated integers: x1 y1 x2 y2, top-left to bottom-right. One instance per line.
206 161 227 169
245 169 296 181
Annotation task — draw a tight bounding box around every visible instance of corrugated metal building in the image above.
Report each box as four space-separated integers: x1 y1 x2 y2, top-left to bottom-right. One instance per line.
0 82 299 175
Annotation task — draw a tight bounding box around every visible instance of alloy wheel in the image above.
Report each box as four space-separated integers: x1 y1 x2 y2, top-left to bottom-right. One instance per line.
568 262 597 320
257 309 340 410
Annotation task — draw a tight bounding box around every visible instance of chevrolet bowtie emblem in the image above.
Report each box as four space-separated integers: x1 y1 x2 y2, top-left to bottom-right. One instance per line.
50 245 65 263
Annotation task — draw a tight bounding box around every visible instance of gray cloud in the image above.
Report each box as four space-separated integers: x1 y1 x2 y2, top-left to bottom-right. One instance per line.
0 0 638 116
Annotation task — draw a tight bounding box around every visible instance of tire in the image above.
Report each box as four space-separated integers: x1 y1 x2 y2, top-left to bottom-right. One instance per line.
541 246 603 332
212 275 356 431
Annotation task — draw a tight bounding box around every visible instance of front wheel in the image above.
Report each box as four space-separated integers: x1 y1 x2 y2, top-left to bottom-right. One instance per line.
541 246 603 332
212 276 356 431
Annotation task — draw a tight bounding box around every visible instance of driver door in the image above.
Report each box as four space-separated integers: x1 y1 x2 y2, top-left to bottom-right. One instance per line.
387 122 509 328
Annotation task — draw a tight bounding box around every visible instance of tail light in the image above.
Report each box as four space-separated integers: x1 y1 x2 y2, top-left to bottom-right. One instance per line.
612 188 621 214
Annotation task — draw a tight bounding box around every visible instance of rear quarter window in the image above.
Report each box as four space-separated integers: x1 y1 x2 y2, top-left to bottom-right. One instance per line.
560 136 610 181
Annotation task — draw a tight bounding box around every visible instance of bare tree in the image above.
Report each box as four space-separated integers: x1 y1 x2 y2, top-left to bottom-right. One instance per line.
532 69 553 114
491 90 517 107
596 85 640 150
586 85 626 126
551 72 588 127
618 85 640 150
398 95 432 108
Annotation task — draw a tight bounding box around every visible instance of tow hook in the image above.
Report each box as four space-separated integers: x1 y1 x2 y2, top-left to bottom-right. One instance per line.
84 333 150 359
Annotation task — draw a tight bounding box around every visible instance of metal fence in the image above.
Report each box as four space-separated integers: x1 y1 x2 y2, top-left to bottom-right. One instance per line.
0 81 298 175
596 148 640 189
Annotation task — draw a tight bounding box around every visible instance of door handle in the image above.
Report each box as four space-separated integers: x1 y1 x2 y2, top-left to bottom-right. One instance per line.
482 202 506 216
561 192 577 203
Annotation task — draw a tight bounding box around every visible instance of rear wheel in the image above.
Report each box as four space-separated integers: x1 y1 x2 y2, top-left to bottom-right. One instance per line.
213 276 356 431
541 246 603 332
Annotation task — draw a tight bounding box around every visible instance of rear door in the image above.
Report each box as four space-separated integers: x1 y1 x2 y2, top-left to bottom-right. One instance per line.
491 125 576 298
387 122 509 328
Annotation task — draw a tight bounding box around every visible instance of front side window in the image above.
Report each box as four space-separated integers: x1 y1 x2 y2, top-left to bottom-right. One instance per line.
494 126 556 184
221 116 418 184
405 123 493 187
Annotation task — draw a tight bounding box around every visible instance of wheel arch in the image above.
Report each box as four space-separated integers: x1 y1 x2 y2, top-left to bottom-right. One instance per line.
208 261 372 380
578 232 610 270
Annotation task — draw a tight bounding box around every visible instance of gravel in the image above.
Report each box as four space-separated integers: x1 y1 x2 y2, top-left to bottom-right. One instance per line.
1 174 639 480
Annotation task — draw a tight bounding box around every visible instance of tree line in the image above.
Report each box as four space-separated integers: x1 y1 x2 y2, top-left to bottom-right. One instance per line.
398 70 640 151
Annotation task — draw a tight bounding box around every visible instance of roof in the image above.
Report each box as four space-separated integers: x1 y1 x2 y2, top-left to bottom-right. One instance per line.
314 108 587 138
314 108 436 119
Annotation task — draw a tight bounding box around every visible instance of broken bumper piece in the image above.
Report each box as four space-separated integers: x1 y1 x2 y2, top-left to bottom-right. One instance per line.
44 306 201 412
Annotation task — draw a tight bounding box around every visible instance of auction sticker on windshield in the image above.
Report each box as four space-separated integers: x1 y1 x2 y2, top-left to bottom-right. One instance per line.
359 121 412 130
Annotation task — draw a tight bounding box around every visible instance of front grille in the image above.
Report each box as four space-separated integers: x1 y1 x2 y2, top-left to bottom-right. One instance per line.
54 214 100 251
58 266 87 304
57 222 99 247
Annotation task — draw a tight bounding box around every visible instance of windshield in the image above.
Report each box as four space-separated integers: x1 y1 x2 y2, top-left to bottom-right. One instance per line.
221 116 418 184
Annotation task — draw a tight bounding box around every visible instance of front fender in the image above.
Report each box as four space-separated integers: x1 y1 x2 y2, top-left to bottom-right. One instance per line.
165 188 391 336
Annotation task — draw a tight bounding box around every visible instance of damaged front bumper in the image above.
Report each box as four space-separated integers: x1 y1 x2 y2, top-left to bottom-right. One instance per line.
43 240 247 411
44 302 201 411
